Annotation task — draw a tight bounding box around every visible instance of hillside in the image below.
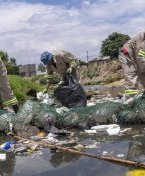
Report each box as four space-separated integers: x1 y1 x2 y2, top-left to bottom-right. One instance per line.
80 60 125 87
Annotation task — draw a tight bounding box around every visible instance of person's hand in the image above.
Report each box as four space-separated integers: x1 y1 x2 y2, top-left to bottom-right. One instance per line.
12 104 19 113
43 88 47 94
67 67 73 74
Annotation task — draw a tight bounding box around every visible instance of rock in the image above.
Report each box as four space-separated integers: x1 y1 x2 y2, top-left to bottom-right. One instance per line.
54 130 71 136
13 124 39 138
57 140 78 147
14 146 27 153
30 136 44 141
27 144 39 151
73 144 84 151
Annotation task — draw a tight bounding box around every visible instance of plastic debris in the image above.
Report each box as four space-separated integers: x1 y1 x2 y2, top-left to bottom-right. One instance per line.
14 146 27 153
45 133 58 143
30 136 44 141
37 92 54 105
54 74 87 108
0 153 6 161
73 144 84 151
84 130 97 134
120 128 132 134
125 169 145 176
91 124 120 135
106 125 120 135
116 154 125 158
84 144 97 149
55 107 69 114
102 151 108 155
0 141 16 151
37 131 48 137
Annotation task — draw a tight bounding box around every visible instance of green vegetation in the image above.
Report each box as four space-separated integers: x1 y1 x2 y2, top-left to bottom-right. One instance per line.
0 51 19 75
101 75 123 84
31 73 60 85
100 32 130 59
87 66 99 79
8 75 43 102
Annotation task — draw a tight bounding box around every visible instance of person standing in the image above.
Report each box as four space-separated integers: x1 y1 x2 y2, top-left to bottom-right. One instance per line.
0 58 19 113
119 31 145 97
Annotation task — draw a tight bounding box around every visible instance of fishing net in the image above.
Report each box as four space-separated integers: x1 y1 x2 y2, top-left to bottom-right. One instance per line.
0 93 145 132
116 94 145 124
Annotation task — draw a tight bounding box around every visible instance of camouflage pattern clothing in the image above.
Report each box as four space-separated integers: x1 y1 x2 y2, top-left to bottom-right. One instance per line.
119 31 145 93
46 50 80 81
0 58 18 107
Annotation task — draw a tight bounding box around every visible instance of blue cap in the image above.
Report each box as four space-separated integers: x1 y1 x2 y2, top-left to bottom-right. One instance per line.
40 51 53 65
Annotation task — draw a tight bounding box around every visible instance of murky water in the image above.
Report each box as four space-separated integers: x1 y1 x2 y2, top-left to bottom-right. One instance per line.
1 126 145 176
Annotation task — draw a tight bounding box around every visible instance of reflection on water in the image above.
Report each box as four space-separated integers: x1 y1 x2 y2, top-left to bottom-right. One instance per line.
0 152 16 176
50 151 80 168
1 126 145 176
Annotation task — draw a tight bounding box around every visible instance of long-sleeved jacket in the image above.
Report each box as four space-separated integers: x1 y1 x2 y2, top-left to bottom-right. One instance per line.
0 58 18 106
123 31 145 61
46 50 79 79
119 31 145 91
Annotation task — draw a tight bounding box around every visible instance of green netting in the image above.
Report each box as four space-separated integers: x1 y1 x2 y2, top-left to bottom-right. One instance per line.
116 94 145 124
0 94 145 132
60 101 122 127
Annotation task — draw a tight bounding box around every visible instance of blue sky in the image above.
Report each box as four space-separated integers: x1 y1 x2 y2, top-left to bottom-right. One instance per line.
0 0 144 65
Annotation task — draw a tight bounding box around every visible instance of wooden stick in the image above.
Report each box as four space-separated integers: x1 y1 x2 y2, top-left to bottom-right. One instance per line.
13 135 145 169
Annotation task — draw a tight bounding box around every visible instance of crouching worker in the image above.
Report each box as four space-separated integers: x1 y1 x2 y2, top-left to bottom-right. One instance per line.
40 50 79 93
40 50 87 108
0 58 19 113
119 31 145 99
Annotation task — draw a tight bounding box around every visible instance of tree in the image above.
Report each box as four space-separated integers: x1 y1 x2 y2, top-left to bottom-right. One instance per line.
10 58 16 66
0 51 9 63
78 60 87 66
0 51 19 75
38 63 46 72
100 32 130 59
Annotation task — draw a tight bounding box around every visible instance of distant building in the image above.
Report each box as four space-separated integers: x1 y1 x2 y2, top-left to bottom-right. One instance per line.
19 64 36 77
88 56 111 66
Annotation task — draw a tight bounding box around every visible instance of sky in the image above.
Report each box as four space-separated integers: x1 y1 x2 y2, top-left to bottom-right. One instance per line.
0 0 145 65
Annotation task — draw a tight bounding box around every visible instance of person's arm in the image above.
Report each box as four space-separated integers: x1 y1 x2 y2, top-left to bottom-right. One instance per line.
43 65 53 94
62 52 78 73
123 32 145 59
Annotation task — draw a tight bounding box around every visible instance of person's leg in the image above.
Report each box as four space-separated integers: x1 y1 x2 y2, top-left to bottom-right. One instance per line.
119 52 139 101
0 59 18 112
119 52 138 90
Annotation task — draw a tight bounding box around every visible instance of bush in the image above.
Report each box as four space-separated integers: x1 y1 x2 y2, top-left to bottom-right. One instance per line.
87 69 99 79
39 77 47 84
8 75 43 102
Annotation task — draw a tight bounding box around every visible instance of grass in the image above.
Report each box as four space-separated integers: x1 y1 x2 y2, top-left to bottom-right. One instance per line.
101 75 123 85
8 75 43 102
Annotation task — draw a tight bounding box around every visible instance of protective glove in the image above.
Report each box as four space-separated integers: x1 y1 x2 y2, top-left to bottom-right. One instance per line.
58 81 64 85
122 47 128 55
12 104 19 113
43 88 47 94
67 67 73 74
125 89 139 95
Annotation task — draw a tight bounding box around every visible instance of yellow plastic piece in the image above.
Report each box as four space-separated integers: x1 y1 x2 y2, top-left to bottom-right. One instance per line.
125 169 145 176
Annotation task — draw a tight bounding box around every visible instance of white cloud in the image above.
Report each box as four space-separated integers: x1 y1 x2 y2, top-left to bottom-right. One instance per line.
0 0 145 64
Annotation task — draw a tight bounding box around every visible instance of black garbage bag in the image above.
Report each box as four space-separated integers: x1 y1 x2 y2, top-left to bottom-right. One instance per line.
54 74 87 108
